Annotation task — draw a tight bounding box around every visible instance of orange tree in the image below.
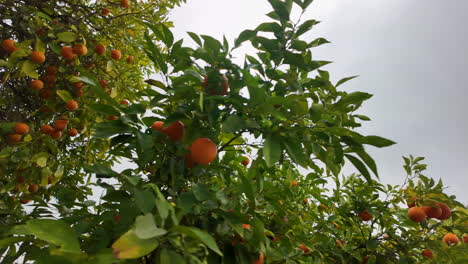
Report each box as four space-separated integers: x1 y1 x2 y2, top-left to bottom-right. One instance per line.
1 0 467 263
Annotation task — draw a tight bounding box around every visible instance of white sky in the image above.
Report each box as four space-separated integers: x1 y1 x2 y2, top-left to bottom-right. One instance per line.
170 0 468 203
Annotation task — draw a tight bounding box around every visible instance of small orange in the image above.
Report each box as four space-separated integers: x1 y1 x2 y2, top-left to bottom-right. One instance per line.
436 203 451 220
161 121 185 141
75 88 83 97
190 138 217 165
73 82 84 89
108 115 118 120
47 65 58 75
50 129 62 139
336 239 345 249
1 39 16 53
203 73 229 96
252 252 264 264
151 121 164 131
463 234 468 243
422 204 442 219
68 128 78 137
291 180 298 187
47 175 54 184
126 55 134 63
65 99 78 111
39 89 52 99
14 123 29 135
442 233 459 245
40 124 53 134
242 224 251 230
241 156 250 166
61 46 76 60
407 207 426 223
358 209 373 221
28 184 39 193
20 199 31 204
99 79 107 88
111 49 122 60
120 100 129 105
361 256 369 264
102 8 110 16
299 244 310 254
73 43 88 56
30 80 44 90
120 0 130 8
7 134 22 144
95 44 106 55
17 176 26 183
53 120 69 131
422 249 433 259
31 51 45 64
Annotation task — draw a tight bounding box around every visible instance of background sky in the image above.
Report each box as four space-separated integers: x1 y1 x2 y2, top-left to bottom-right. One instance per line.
169 0 468 203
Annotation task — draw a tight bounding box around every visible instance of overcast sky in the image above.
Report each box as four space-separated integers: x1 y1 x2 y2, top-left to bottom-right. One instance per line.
169 0 468 203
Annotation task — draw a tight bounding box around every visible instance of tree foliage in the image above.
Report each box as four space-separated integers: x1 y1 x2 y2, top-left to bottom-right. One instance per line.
1 0 466 263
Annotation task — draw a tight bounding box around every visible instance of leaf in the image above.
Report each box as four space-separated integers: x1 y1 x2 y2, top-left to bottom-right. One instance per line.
88 104 120 116
235 30 257 47
296 19 320 37
345 154 372 182
0 236 29 248
94 121 133 139
264 134 281 167
135 213 167 239
309 37 330 48
283 139 307 167
222 115 246 133
144 79 166 89
354 148 379 178
336 75 358 87
170 226 222 256
112 230 159 259
26 219 81 253
35 37 46 53
338 92 373 105
57 32 77 42
56 90 73 102
267 0 290 21
21 61 38 79
158 248 186 264
84 164 119 178
255 22 282 33
187 32 202 47
134 189 156 214
359 135 396 148
36 156 47 168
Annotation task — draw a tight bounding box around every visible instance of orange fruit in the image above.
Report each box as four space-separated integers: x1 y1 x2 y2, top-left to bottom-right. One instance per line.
2 39 16 53
336 239 345 249
47 65 58 75
73 43 88 56
102 8 110 16
190 138 217 165
61 46 76 60
99 79 107 88
358 209 373 221
17 176 26 183
108 115 118 120
30 80 44 90
422 249 433 259
74 87 83 97
20 199 31 204
65 99 78 111
361 256 369 264
120 100 129 105
40 124 53 135
241 156 250 166
291 180 298 187
53 120 69 131
242 224 251 230
120 0 130 8
161 121 185 141
95 44 106 55
68 128 78 137
39 89 52 99
73 82 84 89
422 204 442 219
28 184 39 193
14 123 29 135
185 153 196 168
436 203 451 220
31 51 45 64
407 207 426 223
151 121 164 131
126 55 134 63
252 252 264 264
299 244 310 254
111 49 122 60
47 175 54 184
202 73 229 95
50 129 62 139
7 134 21 144
442 233 459 245
463 234 468 243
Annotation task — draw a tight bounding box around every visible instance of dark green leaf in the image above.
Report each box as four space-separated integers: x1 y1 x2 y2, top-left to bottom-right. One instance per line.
27 219 81 253
170 226 222 256
222 116 246 133
359 136 396 148
296 19 320 37
264 134 281 167
134 189 156 214
235 30 257 47
345 154 372 182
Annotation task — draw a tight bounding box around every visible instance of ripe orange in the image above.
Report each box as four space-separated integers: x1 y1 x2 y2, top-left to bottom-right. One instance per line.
358 209 373 221
242 224 251 230
31 51 45 64
252 252 264 264
95 44 106 55
73 82 84 89
73 43 88 56
422 204 442 219
7 134 21 144
39 89 52 99
30 80 44 90
14 123 29 135
120 100 129 105
65 99 78 111
40 124 53 134
47 65 58 75
241 156 250 166
161 121 185 141
75 88 83 97
61 46 75 60
108 115 118 120
2 39 16 53
47 175 54 184
50 129 62 139
272 235 281 242
442 233 459 245
111 49 122 60
68 128 78 137
20 199 31 204
28 184 39 193
299 244 310 254
102 8 110 16
291 180 298 187
99 79 107 88
436 203 451 220
190 138 217 165
53 120 69 131
407 207 426 223
120 0 130 8
126 55 134 63
422 249 433 259
463 234 468 243
336 239 345 249
202 74 229 95
151 121 164 131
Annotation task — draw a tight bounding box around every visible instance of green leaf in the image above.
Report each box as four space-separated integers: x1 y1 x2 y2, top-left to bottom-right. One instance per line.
264 134 281 167
36 156 47 168
296 19 320 37
309 37 330 48
134 189 156 214
144 79 166 89
170 226 222 256
84 164 119 178
57 32 78 43
336 75 358 87
35 37 46 53
222 115 246 133
112 230 159 259
56 90 73 102
26 219 81 253
187 32 202 47
268 0 290 21
135 213 167 239
345 154 372 182
283 139 307 167
94 121 133 139
158 248 186 264
255 22 282 33
359 135 396 148
354 148 379 178
21 61 38 79
338 92 373 105
0 236 29 248
88 104 120 116
235 30 257 47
